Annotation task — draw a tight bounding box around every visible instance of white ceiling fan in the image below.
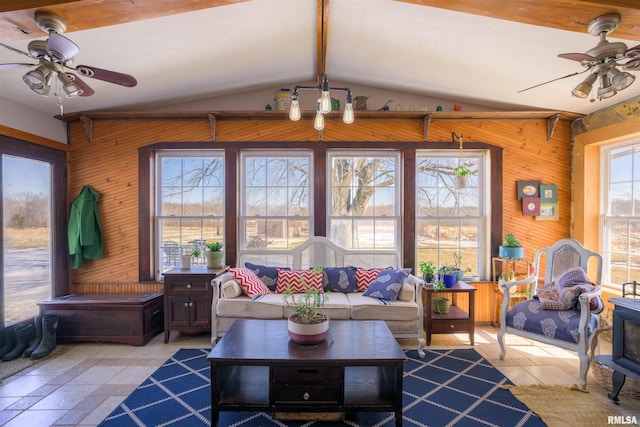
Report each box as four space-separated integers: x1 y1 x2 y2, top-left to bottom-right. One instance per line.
0 11 137 99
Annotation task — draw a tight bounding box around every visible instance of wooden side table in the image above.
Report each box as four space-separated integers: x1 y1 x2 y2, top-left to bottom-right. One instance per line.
422 282 476 346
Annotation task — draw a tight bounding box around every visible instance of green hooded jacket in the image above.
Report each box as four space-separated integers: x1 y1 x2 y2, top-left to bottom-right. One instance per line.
68 185 103 269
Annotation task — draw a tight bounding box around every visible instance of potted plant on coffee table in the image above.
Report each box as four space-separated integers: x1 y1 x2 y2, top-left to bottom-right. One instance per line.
499 233 525 259
283 267 329 345
206 241 224 268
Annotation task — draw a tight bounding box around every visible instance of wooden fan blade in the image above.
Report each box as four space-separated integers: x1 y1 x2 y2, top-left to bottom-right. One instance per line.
0 62 36 70
626 44 640 59
65 73 95 97
558 52 599 62
74 65 137 87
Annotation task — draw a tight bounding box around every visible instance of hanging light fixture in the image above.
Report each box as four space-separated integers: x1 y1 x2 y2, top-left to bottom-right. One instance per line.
288 0 354 130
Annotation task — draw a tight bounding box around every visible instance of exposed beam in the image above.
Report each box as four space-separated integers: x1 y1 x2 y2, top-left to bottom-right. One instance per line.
0 0 247 42
396 0 640 41
317 0 329 85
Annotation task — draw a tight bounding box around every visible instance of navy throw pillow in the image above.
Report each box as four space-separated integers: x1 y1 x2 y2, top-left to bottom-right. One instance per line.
323 267 358 292
363 269 408 301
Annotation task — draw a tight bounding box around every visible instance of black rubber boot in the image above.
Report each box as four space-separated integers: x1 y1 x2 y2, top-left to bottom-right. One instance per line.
2 324 34 361
30 314 59 360
0 325 17 358
23 315 43 358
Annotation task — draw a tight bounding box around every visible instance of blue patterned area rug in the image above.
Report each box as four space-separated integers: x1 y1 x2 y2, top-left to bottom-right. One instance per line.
99 348 545 426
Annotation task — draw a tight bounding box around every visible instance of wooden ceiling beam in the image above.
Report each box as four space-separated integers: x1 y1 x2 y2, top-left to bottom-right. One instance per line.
397 0 640 41
0 0 247 42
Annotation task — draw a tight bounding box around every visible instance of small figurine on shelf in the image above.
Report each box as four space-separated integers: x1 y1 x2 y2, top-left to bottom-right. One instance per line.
453 104 462 111
265 104 272 111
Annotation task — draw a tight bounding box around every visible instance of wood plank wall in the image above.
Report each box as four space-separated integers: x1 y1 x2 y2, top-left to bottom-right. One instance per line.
66 114 573 314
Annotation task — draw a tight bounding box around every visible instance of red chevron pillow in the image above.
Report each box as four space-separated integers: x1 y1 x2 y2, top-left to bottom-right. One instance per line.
228 268 271 298
275 269 324 294
356 268 389 292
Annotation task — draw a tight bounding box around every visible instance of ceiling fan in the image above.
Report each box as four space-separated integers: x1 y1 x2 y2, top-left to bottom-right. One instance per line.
519 13 640 101
0 11 137 99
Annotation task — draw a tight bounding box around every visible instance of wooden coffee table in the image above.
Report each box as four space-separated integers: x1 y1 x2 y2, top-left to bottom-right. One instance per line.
207 319 406 426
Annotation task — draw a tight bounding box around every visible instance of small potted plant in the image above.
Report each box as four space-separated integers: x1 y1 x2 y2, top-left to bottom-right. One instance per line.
283 267 328 344
206 241 224 268
499 233 525 259
454 164 471 189
432 279 450 314
452 251 472 281
419 260 436 284
438 264 457 288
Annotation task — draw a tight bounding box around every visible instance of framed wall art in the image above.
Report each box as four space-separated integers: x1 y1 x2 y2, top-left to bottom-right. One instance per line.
522 197 541 216
536 203 559 221
539 184 557 203
516 180 541 200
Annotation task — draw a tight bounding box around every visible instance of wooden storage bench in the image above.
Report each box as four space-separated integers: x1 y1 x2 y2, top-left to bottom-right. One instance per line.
37 292 164 346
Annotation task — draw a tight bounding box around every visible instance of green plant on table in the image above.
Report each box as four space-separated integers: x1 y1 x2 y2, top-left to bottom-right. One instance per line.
282 267 327 325
207 241 223 252
191 242 201 258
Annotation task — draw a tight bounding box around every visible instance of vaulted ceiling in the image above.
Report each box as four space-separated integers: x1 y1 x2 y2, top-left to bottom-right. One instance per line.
1 0 640 116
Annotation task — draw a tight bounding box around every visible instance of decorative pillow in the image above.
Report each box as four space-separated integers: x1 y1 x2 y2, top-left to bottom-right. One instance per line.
397 283 415 302
245 262 291 291
323 267 358 292
275 269 324 294
555 267 604 313
356 268 387 292
220 280 243 298
228 267 271 298
362 269 408 301
535 284 569 310
557 267 591 289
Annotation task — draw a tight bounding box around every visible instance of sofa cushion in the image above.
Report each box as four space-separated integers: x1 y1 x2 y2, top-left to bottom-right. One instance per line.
228 268 272 298
363 269 408 301
276 269 323 293
323 267 358 293
348 293 420 321
284 292 351 320
216 294 284 319
397 283 415 302
245 262 290 291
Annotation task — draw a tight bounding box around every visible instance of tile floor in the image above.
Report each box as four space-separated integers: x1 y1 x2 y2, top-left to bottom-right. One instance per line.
0 325 638 426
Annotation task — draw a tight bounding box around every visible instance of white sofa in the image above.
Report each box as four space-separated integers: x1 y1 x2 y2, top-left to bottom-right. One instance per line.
211 236 426 356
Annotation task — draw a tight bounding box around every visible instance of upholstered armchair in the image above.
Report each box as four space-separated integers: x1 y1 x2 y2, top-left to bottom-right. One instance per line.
497 238 603 389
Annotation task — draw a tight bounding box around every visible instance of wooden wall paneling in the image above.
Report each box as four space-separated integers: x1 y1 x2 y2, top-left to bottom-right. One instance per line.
66 115 573 296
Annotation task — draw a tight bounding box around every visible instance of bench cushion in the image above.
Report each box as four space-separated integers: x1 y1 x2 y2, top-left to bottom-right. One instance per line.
347 293 419 321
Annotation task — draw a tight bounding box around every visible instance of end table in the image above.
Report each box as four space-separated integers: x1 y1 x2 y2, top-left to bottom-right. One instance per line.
422 282 476 346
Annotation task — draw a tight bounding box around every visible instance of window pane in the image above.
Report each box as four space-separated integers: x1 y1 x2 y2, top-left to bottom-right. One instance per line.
156 151 224 276
240 152 312 250
3 155 52 324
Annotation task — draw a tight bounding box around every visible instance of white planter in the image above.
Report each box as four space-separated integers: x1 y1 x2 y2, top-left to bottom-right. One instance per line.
179 254 191 269
287 314 329 345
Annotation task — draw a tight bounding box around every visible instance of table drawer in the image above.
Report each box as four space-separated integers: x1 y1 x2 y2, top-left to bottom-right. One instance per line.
273 384 341 404
273 366 342 383
431 320 471 333
167 279 209 292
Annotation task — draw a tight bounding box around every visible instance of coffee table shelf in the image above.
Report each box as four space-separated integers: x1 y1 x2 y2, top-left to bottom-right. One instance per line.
208 319 405 426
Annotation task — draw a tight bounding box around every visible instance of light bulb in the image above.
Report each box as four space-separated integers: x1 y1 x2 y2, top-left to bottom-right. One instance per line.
320 91 331 114
289 99 301 121
343 103 354 124
314 110 324 131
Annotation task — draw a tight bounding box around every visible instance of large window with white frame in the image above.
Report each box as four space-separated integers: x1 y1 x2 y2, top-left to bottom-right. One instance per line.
155 151 225 277
239 152 313 251
327 152 401 266
416 151 488 279
601 140 640 286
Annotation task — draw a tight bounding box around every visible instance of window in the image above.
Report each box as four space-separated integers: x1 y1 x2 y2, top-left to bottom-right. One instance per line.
239 152 312 250
602 140 640 285
416 151 488 278
155 151 224 276
327 152 401 265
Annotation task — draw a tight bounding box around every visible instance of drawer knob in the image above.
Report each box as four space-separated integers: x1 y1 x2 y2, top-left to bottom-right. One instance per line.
303 392 309 401
450 324 454 329
187 284 192 289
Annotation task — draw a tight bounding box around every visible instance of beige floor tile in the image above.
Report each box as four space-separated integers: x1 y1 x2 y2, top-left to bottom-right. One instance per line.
2 409 67 427
76 395 128 426
106 365 158 385
0 374 57 397
30 383 102 410
67 366 125 385
497 366 544 386
0 397 20 411
523 364 578 385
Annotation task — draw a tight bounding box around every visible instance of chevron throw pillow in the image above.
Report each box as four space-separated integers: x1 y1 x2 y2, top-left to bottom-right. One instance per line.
275 269 323 294
228 268 271 298
356 268 386 292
